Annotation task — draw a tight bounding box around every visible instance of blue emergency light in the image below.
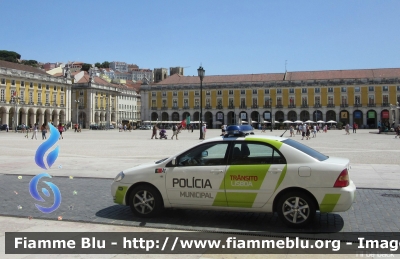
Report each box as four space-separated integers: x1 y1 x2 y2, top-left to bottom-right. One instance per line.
224 125 254 137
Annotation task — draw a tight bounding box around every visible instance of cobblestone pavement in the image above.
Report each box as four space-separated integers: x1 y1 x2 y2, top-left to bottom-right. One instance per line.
2 174 400 239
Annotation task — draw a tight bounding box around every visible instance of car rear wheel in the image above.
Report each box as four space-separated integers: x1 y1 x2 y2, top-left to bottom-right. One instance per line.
129 185 163 218
277 191 316 228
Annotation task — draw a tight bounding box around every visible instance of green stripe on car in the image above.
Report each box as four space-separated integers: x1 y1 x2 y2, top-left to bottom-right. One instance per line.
320 194 341 212
114 186 128 204
273 164 287 192
245 137 283 149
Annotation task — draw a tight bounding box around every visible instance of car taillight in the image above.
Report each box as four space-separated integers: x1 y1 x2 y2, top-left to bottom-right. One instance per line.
333 169 349 187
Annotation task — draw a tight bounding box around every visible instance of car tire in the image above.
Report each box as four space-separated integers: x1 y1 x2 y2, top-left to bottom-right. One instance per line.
129 184 164 218
277 191 316 228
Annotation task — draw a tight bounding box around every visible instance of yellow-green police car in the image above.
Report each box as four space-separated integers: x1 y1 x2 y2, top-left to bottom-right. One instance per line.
111 125 356 228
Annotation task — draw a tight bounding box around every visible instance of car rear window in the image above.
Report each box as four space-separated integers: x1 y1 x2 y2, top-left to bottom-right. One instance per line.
282 139 329 161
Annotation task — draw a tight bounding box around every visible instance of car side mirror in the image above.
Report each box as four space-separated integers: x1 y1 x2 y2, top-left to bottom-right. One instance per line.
201 151 208 157
171 157 177 166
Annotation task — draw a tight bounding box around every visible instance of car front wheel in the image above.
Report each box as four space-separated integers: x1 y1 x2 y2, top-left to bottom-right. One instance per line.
277 191 316 228
129 185 163 218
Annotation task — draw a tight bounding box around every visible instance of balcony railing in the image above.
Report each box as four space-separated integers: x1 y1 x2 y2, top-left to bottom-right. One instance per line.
300 104 308 108
172 106 179 110
276 104 283 108
151 107 157 110
251 105 258 109
216 105 223 109
183 106 189 109
382 103 390 107
19 101 25 105
37 102 42 106
288 104 296 108
354 103 362 108
240 105 247 109
205 105 212 109
161 106 168 110
60 104 65 107
367 103 376 107
327 104 335 108
340 104 349 108
314 104 321 108
228 105 235 109
28 102 34 105
263 105 271 108
45 103 50 106
194 105 200 109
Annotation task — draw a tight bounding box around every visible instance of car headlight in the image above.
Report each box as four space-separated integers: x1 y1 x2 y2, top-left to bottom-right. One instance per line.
114 171 125 182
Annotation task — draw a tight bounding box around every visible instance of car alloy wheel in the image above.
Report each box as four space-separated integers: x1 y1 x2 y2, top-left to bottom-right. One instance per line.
129 185 163 218
277 191 316 228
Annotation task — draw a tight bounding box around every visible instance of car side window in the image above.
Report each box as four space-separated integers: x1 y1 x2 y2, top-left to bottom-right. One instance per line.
229 142 286 165
176 142 229 167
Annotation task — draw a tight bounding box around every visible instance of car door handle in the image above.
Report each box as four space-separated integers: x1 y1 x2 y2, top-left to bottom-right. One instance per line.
211 169 224 175
268 168 282 174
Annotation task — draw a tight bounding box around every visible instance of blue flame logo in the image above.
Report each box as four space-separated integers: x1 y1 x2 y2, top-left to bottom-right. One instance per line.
29 173 62 213
35 123 60 170
30 123 62 213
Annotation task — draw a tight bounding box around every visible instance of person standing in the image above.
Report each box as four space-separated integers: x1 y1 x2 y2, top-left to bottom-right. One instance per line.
6 124 9 132
31 123 38 140
312 125 317 138
289 125 294 137
151 125 158 139
353 122 357 133
24 124 29 138
306 125 311 140
345 124 350 135
58 123 64 139
41 123 47 140
171 124 178 140
202 124 207 139
301 124 306 140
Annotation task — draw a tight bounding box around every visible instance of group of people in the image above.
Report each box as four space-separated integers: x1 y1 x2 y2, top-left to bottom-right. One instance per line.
150 123 207 140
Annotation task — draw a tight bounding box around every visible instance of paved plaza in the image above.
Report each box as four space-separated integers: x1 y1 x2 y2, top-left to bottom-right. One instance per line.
1 127 400 258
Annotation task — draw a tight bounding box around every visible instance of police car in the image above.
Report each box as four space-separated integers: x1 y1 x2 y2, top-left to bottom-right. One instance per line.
111 125 355 228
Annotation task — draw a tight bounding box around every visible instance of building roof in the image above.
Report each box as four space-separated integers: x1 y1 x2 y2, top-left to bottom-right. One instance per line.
0 60 49 75
155 73 285 85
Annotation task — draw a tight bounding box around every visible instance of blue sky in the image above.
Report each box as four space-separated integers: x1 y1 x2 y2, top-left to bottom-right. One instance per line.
1 0 400 76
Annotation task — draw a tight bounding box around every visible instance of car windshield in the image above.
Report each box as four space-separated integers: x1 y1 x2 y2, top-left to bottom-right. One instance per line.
282 139 329 161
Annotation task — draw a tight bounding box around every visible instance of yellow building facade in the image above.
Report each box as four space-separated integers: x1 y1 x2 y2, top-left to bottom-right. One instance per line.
0 61 72 129
141 69 400 129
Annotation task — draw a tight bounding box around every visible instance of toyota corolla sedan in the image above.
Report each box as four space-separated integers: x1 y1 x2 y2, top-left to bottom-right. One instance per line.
111 125 356 228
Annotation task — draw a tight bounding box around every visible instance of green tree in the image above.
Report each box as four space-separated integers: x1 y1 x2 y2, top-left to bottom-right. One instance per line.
0 50 21 63
101 61 109 68
21 60 38 67
95 62 101 68
81 63 92 72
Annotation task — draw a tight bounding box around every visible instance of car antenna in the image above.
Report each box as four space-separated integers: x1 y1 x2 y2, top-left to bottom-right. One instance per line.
280 130 288 137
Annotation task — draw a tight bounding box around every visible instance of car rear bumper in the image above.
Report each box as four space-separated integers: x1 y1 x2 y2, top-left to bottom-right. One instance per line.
312 180 356 212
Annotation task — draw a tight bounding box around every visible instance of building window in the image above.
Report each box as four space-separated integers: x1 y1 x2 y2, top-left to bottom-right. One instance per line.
315 96 320 105
301 88 307 94
355 86 360 92
38 83 42 89
46 85 49 90
184 99 188 107
95 98 98 107
369 86 374 92
289 97 294 105
264 89 269 94
217 90 222 95
328 87 333 93
29 92 33 103
184 91 188 96
61 87 64 92
195 91 199 96
152 92 156 97
252 89 257 94
277 97 282 105
45 93 49 104
289 88 294 94
10 90 15 101
229 98 234 107
38 92 41 103
240 90 245 95
195 99 199 107
341 87 347 93
79 90 84 96
217 98 222 106
206 90 210 96
173 91 177 96
20 90 24 101
264 97 271 106
397 86 400 91
151 100 156 107
315 88 320 93
0 89 4 101
277 89 282 94
341 96 347 104
21 81 25 87
0 78 5 85
328 96 333 104
30 82 33 88
302 97 307 105
162 100 167 107
355 96 360 105
368 95 374 104
11 80 15 86
240 98 246 107
173 99 177 107
229 90 233 95
382 86 388 92
53 94 57 104
383 95 388 104
53 86 57 91
206 99 210 106
252 98 257 106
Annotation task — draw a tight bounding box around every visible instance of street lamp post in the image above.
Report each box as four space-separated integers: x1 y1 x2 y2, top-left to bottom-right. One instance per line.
75 100 80 128
197 66 205 139
270 98 273 132
13 95 21 132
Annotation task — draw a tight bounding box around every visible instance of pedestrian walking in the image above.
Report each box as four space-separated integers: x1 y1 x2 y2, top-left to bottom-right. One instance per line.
312 125 317 138
289 125 294 137
345 124 350 135
74 123 78 132
395 126 400 138
6 124 9 132
24 124 29 139
31 123 38 140
306 126 311 140
58 123 64 139
202 124 207 139
301 124 306 140
353 122 357 133
41 123 47 140
171 124 179 140
151 125 158 139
